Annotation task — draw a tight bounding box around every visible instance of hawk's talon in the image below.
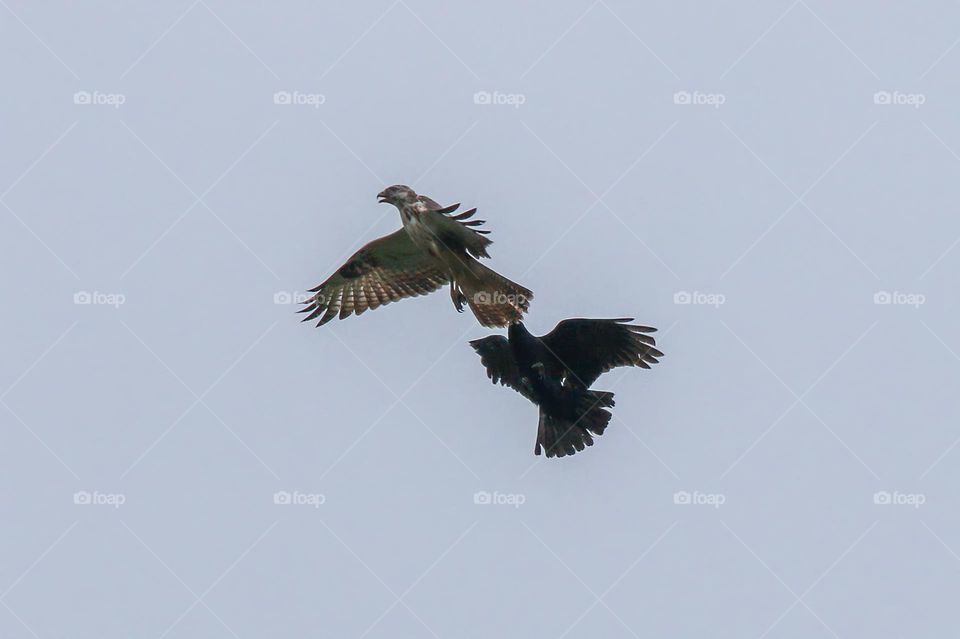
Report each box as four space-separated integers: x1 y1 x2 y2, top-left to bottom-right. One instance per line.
450 283 467 312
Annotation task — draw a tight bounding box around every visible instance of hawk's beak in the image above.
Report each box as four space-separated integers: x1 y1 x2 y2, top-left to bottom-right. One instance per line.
377 191 388 203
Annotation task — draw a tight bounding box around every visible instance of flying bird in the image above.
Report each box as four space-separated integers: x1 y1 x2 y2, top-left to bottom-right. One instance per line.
470 319 663 457
300 185 532 328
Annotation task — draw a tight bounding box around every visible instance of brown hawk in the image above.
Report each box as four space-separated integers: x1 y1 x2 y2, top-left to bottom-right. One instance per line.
300 185 532 328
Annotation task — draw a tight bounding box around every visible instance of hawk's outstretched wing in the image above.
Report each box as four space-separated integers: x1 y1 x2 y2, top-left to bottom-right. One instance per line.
541 318 663 388
468 335 535 402
299 229 449 326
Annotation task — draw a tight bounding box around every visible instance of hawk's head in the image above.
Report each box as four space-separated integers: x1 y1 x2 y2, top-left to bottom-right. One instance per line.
377 184 417 206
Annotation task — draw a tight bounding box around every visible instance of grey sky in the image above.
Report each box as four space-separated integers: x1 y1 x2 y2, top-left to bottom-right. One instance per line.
2 1 959 637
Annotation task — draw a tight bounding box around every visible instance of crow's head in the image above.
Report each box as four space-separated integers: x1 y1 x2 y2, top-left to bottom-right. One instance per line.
377 185 417 206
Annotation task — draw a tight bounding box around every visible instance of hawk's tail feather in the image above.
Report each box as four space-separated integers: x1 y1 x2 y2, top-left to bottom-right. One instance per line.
536 390 615 458
455 260 533 328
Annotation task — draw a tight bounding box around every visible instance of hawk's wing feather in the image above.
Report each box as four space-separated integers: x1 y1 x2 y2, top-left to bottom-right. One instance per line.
448 208 490 233
299 229 449 326
468 336 535 402
417 195 454 212
541 318 663 388
417 195 493 257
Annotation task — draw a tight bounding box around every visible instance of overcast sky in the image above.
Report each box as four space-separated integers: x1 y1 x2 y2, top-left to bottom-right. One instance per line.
2 1 959 637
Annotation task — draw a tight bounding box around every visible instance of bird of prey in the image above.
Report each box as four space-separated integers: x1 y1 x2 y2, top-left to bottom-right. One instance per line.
470 319 663 457
300 185 532 328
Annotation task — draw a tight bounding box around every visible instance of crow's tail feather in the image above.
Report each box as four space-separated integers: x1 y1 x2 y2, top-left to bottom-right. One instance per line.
535 390 615 458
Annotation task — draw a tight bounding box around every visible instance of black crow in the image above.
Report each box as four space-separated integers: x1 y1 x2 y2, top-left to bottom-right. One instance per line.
470 319 662 457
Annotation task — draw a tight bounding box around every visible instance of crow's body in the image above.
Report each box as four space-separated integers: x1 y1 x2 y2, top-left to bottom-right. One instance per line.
470 319 663 457
508 324 596 424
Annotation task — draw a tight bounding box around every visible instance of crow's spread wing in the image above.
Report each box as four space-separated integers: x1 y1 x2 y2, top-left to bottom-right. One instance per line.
468 335 535 402
299 229 448 326
540 318 663 387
